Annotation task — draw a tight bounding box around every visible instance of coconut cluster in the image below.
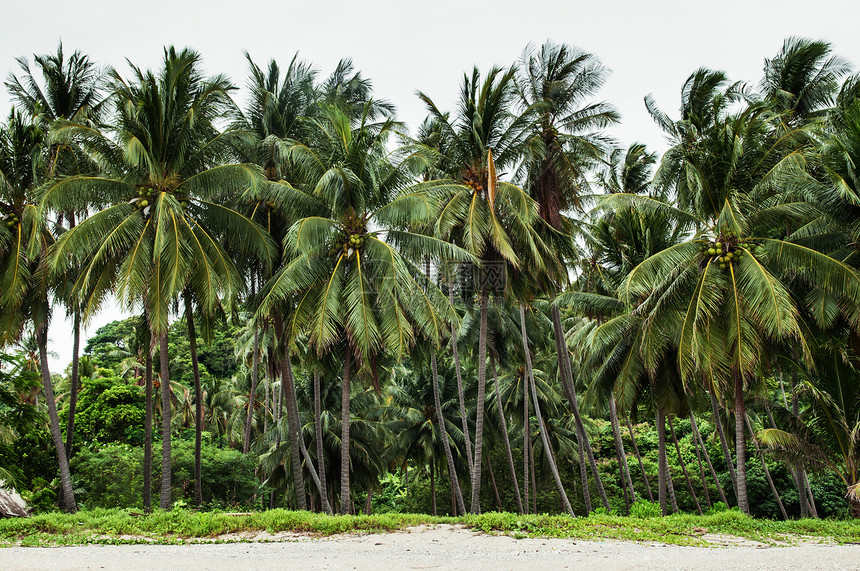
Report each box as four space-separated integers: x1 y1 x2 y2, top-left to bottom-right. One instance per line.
3 209 19 228
327 232 366 257
701 235 753 269
129 186 189 214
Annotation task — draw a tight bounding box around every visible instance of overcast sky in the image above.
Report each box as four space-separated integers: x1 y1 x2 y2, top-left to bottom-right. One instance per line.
2 0 857 370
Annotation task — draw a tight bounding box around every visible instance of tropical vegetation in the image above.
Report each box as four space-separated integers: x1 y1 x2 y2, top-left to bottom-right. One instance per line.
1 37 859 524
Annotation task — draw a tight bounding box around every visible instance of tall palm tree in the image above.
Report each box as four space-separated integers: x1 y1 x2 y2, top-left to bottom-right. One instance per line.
41 47 275 509
420 65 548 513
0 110 76 512
256 104 469 513
6 44 104 461
611 70 860 513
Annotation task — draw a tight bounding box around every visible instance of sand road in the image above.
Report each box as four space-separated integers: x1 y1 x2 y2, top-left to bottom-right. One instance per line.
1 524 858 570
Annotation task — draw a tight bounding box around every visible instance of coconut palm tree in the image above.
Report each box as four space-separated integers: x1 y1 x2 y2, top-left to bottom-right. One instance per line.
256 104 469 513
420 65 550 513
0 110 76 512
6 44 104 462
41 47 275 509
609 68 860 513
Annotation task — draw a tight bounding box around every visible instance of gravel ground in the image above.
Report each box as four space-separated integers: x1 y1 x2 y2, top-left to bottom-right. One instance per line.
2 525 858 570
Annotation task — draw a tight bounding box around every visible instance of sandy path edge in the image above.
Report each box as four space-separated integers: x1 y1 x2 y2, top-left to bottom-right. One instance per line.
2 524 857 570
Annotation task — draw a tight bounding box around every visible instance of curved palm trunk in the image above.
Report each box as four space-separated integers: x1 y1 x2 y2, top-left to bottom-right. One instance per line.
711 389 738 500
37 324 76 513
523 370 530 515
282 356 307 510
657 407 669 516
668 415 702 515
745 414 787 519
578 438 592 513
734 373 749 514
470 289 489 514
689 414 714 508
626 417 654 502
340 348 352 514
143 345 153 512
609 396 636 506
551 305 609 509
64 310 81 460
431 349 466 514
184 297 203 508
159 332 172 510
490 353 523 513
243 326 259 455
519 304 573 516
314 371 332 514
690 412 726 505
449 287 475 474
784 374 815 518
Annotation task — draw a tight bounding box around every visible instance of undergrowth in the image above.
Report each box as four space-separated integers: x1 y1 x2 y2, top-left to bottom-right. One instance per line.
1 506 858 547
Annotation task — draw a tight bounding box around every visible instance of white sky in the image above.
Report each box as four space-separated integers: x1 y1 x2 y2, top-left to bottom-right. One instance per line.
1 0 857 371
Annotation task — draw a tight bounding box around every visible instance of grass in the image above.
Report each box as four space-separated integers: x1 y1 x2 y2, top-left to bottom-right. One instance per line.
1 508 858 547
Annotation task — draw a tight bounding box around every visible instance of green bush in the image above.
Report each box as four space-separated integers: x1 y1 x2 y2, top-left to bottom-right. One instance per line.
70 439 257 509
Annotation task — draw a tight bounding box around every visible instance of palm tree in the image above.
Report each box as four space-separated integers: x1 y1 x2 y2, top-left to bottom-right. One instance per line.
6 44 104 462
0 110 76 512
256 104 469 513
611 69 860 513
516 41 620 510
420 64 548 513
42 47 274 509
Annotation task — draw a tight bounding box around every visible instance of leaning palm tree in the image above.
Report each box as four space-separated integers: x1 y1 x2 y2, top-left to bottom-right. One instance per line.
41 47 275 509
256 103 470 513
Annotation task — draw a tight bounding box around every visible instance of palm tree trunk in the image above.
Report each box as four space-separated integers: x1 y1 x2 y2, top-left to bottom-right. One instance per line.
487 456 502 511
282 355 307 510
667 460 679 514
626 418 654 501
668 415 702 514
470 289 489 514
430 460 437 516
340 348 352 514
609 396 636 506
184 296 203 508
449 287 474 475
431 349 465 514
578 438 592 513
803 472 819 518
159 332 172 510
530 432 537 514
689 416 713 509
314 371 331 514
784 373 815 518
711 388 738 500
263 374 269 435
690 412 726 505
657 407 669 516
520 304 574 516
64 310 81 460
733 373 749 514
551 305 609 509
745 414 787 519
143 345 153 512
490 353 523 513
523 371 530 515
243 326 259 454
36 323 76 513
